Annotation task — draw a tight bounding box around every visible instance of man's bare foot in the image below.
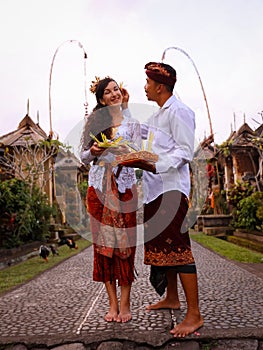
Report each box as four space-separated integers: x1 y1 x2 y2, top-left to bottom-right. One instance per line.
170 314 204 338
146 298 181 310
117 309 132 323
104 311 118 322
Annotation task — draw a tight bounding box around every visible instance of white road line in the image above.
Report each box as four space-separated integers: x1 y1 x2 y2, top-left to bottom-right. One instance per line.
76 284 104 334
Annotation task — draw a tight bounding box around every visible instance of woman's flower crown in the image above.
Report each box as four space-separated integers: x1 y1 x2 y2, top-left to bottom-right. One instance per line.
89 76 124 94
89 76 102 94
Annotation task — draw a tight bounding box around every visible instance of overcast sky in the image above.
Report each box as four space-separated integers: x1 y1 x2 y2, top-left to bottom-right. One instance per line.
0 0 262 149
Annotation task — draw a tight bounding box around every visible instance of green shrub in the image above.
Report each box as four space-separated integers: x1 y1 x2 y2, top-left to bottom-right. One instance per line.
77 179 89 200
234 191 263 231
0 178 55 248
227 180 254 207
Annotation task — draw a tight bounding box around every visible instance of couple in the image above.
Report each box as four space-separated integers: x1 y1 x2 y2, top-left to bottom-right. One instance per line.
80 61 204 338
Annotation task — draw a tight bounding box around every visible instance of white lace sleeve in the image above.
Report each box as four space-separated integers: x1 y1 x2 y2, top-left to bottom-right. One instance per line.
80 148 95 165
131 119 142 150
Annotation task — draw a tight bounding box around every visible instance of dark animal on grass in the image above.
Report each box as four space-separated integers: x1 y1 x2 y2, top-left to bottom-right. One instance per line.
39 245 50 262
58 237 78 250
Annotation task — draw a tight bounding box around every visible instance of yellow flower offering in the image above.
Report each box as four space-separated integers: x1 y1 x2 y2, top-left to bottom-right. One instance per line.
90 132 124 148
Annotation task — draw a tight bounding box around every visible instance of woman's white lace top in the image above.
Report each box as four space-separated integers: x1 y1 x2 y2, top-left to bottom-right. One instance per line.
80 113 141 193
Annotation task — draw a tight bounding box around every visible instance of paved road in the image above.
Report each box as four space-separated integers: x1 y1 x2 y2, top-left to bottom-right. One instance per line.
0 226 263 348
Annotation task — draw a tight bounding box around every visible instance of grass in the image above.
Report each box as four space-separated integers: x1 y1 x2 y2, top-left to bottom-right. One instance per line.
0 238 91 295
190 232 263 263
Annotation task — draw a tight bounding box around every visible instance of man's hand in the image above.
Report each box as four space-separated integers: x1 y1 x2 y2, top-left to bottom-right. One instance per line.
119 159 156 173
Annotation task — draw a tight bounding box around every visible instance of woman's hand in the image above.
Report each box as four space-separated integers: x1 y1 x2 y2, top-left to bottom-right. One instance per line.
90 142 105 157
121 87 129 109
90 142 130 158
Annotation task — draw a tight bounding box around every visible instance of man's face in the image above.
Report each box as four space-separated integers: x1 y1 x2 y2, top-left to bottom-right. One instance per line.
144 77 159 102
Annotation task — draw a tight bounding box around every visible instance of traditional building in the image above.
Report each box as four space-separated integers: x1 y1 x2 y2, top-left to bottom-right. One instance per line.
0 114 53 201
217 122 263 192
0 112 89 229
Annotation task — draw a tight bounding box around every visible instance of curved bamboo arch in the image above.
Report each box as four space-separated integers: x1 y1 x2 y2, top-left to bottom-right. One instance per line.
48 40 88 139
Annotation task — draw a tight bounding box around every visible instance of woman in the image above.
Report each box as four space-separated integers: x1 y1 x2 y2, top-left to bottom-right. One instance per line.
80 77 141 323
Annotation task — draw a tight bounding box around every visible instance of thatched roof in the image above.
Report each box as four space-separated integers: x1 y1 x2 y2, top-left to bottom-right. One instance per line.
0 115 47 147
228 123 256 148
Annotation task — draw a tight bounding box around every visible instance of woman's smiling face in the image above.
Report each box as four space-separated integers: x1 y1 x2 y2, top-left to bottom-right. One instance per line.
100 81 123 106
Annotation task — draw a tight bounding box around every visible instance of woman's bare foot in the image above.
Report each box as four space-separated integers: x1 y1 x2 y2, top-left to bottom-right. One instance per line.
170 314 204 338
118 285 132 322
117 308 132 323
104 310 118 322
104 281 118 322
146 298 181 310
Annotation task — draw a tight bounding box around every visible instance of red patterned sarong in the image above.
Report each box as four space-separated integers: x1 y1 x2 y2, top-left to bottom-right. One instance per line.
144 190 195 267
87 182 137 286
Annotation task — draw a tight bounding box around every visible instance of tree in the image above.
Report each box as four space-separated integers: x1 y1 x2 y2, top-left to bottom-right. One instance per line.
0 139 66 248
0 138 63 194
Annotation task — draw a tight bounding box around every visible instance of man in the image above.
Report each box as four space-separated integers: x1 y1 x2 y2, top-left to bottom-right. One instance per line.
141 61 203 337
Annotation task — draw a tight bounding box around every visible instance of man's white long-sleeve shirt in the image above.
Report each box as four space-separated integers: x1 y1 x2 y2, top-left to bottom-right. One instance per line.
141 95 195 204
